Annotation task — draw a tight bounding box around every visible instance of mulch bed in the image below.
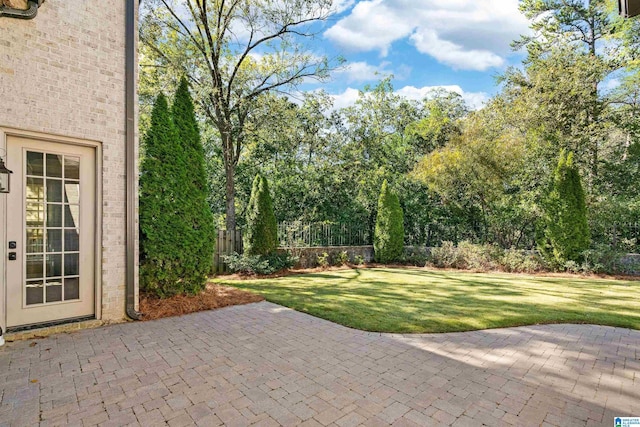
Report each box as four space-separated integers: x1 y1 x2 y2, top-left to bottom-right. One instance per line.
139 283 264 321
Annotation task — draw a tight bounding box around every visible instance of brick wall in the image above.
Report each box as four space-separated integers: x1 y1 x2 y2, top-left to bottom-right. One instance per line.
0 1 138 321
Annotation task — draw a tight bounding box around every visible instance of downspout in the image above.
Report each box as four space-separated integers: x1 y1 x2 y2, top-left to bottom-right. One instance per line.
126 0 142 320
0 0 43 19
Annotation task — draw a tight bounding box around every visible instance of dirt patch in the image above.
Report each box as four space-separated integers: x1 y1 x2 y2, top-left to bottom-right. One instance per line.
139 283 264 321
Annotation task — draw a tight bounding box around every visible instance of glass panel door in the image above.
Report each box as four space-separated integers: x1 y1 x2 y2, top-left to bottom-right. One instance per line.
24 152 82 306
6 136 95 328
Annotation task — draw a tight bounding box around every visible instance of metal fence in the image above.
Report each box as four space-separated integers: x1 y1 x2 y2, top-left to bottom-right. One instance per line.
277 221 371 248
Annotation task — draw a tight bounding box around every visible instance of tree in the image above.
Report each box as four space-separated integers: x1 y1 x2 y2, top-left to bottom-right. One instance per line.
171 77 216 285
411 112 529 246
244 175 278 256
140 94 191 297
539 151 590 265
141 0 337 230
374 180 404 263
510 0 631 182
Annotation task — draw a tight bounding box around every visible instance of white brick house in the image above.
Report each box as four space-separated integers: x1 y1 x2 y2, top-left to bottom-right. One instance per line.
0 0 141 337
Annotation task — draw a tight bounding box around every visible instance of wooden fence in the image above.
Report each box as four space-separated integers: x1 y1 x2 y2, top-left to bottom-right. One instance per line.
212 229 243 274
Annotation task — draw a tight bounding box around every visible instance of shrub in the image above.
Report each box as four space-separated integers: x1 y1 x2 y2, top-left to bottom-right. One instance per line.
456 241 502 270
374 180 405 263
171 78 216 290
244 175 278 256
317 252 330 268
263 252 299 272
223 252 298 275
538 151 590 266
223 253 270 275
140 93 198 297
402 246 429 266
353 255 365 265
501 249 544 273
335 251 349 266
429 241 461 268
428 241 545 273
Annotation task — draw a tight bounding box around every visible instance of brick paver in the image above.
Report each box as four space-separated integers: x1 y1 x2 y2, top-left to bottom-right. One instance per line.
1 302 639 426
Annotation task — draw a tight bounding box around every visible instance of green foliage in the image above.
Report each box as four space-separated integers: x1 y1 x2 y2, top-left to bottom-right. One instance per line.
429 241 544 273
140 0 337 230
223 252 297 275
139 95 186 296
244 175 278 256
316 252 330 268
353 255 365 265
401 246 429 266
171 78 216 289
140 85 216 298
539 151 590 266
335 251 349 266
374 180 405 263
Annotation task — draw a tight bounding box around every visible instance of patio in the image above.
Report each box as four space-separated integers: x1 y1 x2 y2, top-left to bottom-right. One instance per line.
1 301 638 426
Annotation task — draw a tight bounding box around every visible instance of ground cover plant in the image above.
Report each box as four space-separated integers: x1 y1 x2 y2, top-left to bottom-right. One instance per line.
215 268 640 333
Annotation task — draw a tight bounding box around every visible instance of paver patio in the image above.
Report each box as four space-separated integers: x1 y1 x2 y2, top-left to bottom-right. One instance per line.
1 301 638 427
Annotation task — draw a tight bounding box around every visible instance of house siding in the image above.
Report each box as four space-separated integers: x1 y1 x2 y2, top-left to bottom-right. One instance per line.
0 1 139 322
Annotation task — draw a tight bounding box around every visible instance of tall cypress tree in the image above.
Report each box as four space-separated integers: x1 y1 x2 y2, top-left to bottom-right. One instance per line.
244 175 278 256
539 151 590 265
171 77 216 289
140 93 189 297
374 180 405 263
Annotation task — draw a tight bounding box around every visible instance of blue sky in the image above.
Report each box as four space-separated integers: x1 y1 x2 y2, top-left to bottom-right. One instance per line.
305 0 532 110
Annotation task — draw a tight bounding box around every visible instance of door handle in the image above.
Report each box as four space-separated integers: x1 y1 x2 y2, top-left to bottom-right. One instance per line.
8 252 16 261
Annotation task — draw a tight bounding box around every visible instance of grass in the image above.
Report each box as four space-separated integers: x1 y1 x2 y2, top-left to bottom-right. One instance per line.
213 267 640 333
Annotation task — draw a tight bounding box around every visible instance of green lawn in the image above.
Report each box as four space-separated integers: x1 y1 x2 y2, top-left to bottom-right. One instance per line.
214 267 640 333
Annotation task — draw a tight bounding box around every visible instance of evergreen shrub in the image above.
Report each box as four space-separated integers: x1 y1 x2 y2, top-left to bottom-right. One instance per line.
374 180 405 263
538 151 590 266
139 80 216 298
244 175 278 256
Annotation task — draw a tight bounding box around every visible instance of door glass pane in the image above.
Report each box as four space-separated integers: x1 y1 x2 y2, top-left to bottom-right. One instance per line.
46 180 62 203
46 154 63 178
46 204 62 227
46 229 62 252
64 229 79 252
26 177 44 201
26 203 44 227
45 281 62 303
46 254 62 277
64 182 80 204
64 278 80 301
24 151 83 307
26 229 44 253
26 281 44 305
64 157 80 180
64 253 79 276
27 152 44 176
65 205 79 228
26 255 43 279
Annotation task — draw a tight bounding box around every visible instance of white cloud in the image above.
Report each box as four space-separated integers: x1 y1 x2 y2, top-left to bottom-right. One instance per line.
330 84 488 111
410 29 504 71
329 88 362 110
324 0 529 71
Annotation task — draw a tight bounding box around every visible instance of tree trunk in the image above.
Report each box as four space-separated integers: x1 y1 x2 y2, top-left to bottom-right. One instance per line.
225 163 236 231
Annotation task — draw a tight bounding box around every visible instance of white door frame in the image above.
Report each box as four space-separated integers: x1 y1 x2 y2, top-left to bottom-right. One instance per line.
0 127 103 333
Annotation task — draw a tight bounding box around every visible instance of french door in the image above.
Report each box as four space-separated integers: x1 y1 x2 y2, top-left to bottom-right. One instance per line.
6 136 95 328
